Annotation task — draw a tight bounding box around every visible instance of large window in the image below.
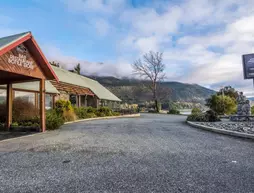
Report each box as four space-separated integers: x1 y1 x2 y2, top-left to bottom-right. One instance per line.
45 94 53 110
15 91 35 105
0 89 6 104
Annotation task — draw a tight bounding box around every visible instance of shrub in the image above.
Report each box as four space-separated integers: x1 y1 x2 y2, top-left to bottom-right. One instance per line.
0 97 39 123
187 113 208 122
191 107 202 114
98 107 113 116
11 122 19 127
55 100 76 122
112 112 120 116
63 110 76 122
74 107 87 119
251 106 254 115
55 100 72 114
206 94 236 115
86 106 96 114
12 97 39 122
187 110 220 122
46 109 64 130
168 109 180 115
96 112 106 117
87 113 97 118
205 110 220 122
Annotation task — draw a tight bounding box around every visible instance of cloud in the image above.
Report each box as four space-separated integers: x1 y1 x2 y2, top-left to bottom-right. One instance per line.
43 45 133 77
59 0 254 96
94 18 110 36
3 0 254 96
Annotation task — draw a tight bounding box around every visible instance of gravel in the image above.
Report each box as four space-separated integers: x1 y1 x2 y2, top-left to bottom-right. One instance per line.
196 122 254 134
0 114 253 193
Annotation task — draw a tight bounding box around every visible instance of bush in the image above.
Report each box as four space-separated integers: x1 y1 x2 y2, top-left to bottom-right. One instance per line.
191 107 202 114
187 113 208 122
63 110 76 122
168 109 180 115
251 106 254 115
96 112 106 117
206 94 236 115
112 112 120 116
187 110 220 122
55 100 76 122
55 100 72 114
74 107 87 119
205 110 220 122
97 107 113 116
86 106 96 114
46 109 64 130
12 97 39 122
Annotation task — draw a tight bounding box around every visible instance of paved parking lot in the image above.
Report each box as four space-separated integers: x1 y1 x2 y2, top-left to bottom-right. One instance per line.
0 114 253 193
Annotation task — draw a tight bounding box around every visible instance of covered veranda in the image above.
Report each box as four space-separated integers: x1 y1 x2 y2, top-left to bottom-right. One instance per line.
0 32 58 132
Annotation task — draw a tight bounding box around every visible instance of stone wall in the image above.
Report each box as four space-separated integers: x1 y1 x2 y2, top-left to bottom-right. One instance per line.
55 92 70 101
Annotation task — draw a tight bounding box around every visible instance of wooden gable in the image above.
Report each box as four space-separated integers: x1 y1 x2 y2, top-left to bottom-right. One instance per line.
0 43 45 80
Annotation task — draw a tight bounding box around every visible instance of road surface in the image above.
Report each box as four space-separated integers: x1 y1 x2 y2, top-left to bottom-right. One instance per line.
0 114 253 192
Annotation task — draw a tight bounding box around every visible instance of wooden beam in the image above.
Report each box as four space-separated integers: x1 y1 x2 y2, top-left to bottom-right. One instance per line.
40 79 46 132
6 83 13 130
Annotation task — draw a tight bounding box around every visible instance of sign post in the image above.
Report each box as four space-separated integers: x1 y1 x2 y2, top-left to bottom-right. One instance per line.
242 54 254 87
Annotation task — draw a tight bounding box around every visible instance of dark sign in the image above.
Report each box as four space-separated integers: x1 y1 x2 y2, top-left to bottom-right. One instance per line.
242 53 254 79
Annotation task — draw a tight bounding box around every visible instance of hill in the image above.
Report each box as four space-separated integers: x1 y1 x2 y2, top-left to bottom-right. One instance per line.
87 76 215 104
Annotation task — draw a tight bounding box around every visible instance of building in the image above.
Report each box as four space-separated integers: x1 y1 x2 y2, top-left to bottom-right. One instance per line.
50 66 121 109
0 32 121 132
0 32 59 132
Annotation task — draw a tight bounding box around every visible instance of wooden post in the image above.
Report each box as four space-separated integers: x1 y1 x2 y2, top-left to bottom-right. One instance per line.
78 95 82 107
6 83 13 130
76 95 79 107
40 79 46 132
84 95 87 107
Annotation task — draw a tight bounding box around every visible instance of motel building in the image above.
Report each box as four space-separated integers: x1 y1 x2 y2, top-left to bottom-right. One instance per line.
0 32 121 132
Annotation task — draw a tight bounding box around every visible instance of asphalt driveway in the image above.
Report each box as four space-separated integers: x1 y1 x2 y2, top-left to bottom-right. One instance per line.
0 114 253 193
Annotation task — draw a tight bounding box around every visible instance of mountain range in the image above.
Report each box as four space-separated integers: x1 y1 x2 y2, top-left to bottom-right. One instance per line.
88 76 216 104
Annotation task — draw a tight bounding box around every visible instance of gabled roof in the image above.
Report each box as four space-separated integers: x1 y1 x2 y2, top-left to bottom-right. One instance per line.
0 32 30 50
0 32 58 81
51 66 121 102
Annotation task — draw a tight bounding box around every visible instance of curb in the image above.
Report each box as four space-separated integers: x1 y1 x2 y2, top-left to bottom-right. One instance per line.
187 121 254 140
64 114 141 125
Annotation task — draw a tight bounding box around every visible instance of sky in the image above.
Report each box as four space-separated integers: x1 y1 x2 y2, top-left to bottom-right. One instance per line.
1 0 254 96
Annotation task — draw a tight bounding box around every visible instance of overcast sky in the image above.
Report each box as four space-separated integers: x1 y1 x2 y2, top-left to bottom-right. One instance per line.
1 0 254 96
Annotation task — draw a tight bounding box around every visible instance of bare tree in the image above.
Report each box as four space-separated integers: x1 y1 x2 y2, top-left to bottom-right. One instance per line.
132 51 166 112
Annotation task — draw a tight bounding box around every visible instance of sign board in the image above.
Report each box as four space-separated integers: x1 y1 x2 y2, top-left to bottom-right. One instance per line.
242 53 254 79
0 43 45 79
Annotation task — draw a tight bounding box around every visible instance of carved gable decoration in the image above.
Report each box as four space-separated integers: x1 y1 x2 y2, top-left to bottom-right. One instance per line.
0 43 45 79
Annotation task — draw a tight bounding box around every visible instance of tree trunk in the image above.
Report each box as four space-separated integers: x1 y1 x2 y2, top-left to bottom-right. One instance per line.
153 82 159 113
